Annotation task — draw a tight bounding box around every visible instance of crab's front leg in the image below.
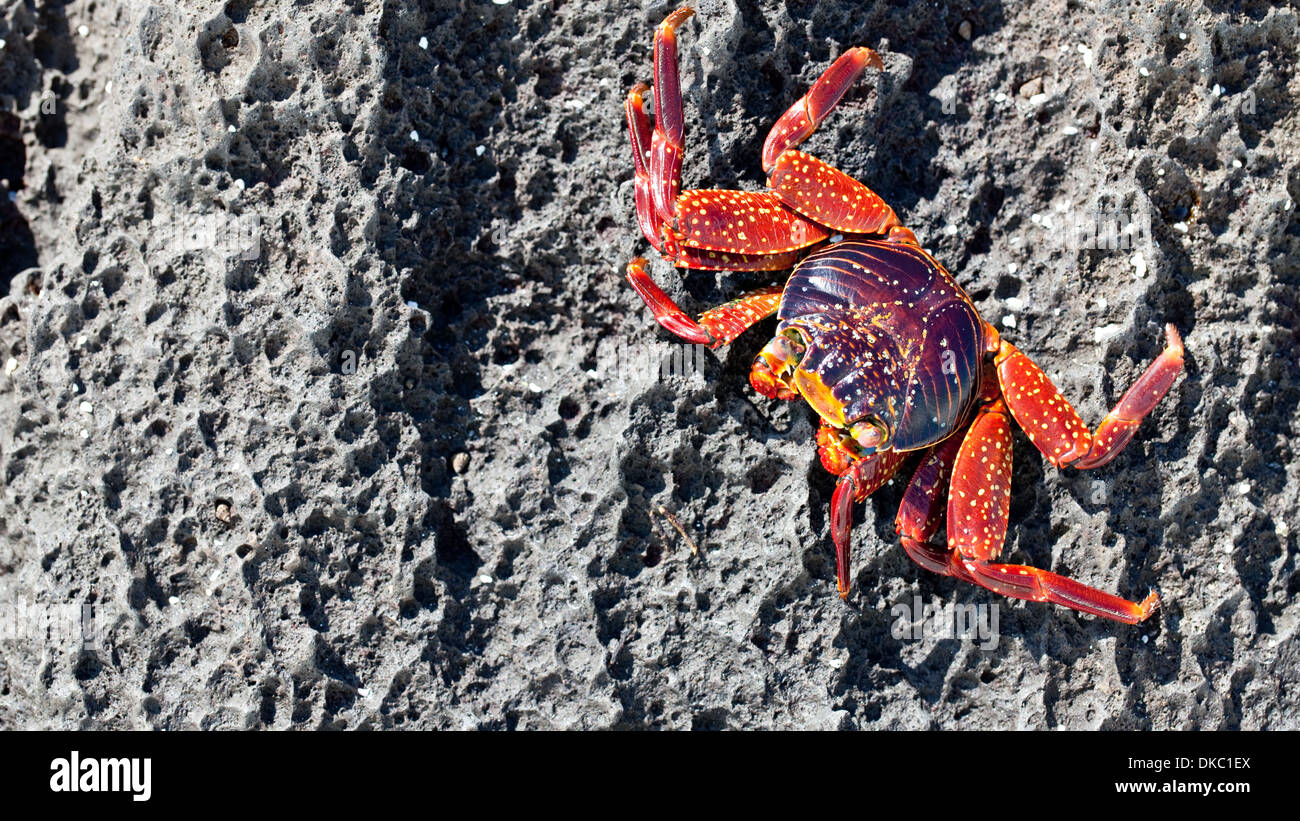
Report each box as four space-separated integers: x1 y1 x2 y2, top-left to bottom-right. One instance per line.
818 422 906 598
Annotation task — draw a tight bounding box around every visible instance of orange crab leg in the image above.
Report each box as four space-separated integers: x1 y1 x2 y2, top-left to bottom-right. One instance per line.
761 47 883 174
829 447 907 598
625 258 782 348
944 397 1159 624
648 7 695 224
995 324 1185 469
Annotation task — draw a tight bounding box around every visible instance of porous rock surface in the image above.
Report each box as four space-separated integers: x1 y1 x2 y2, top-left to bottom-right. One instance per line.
0 0 1296 729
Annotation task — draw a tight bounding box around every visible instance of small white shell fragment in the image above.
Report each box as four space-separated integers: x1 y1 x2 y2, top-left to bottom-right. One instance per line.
1028 93 1048 106
80 428 90 439
0 39 6 49
79 401 94 415
493 0 511 4
1062 125 1079 135
1004 296 1025 312
409 130 419 141
358 687 371 698
944 224 958 236
1001 314 1017 329
1212 84 1222 97
828 657 845 669
477 575 493 585
1007 262 1019 274
993 92 1007 103
106 81 113 95
1030 213 1042 225
406 300 419 309
78 24 89 37
1130 252 1147 278
1157 167 1165 176
228 124 236 132
4 357 16 376
1235 481 1251 496
1232 159 1242 168
1178 32 1187 40
168 596 180 606
1092 323 1123 344
419 36 428 49
1077 43 1094 68
1142 635 1149 644
1173 222 1188 233
475 145 486 156
1139 66 1150 77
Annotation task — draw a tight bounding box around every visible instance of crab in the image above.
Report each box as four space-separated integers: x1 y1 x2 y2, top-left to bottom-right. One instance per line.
622 7 1185 624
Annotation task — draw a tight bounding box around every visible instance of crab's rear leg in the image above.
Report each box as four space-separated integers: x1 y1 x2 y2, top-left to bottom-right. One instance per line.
625 258 782 348
945 398 1160 624
995 324 1185 469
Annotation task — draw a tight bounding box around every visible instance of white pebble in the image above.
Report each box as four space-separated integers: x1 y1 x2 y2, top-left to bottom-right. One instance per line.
358 687 372 698
828 657 845 669
1156 167 1165 176
78 25 89 37
1139 66 1150 77
1062 125 1079 136
3 358 16 376
492 0 511 5
1004 297 1025 312
993 92 1007 103
168 596 180 606
0 39 6 50
406 300 419 309
1030 214 1042 225
79 400 94 415
1130 252 1147 278
1077 43 1094 68
1235 481 1251 497
106 81 113 95
409 130 419 141
1142 635 1149 644
1173 222 1188 233
1232 159 1242 169
1028 93 1048 106
475 145 486 156
943 224 958 236
418 36 428 49
1212 84 1222 97
1001 314 1017 329
1178 32 1187 40
80 428 90 439
1041 215 1054 230
1006 262 1019 274
228 124 236 133
477 575 493 585
1093 323 1123 344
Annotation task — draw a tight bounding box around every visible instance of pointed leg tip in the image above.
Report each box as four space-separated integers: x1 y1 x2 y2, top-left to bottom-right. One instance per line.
1163 323 1184 354
1137 589 1161 622
662 6 696 32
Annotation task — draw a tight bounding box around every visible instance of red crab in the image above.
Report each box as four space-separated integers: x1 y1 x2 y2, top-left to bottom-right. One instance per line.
623 7 1184 623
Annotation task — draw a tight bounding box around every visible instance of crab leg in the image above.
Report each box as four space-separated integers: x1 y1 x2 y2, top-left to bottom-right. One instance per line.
944 398 1159 624
761 47 883 174
625 258 783 348
829 448 907 598
995 324 1184 470
894 434 978 582
648 7 695 224
626 83 666 251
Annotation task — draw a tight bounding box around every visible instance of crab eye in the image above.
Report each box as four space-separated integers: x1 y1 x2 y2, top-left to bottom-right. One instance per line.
850 419 887 451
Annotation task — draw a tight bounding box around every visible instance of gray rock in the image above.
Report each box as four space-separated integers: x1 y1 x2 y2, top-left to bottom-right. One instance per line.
0 0 1296 729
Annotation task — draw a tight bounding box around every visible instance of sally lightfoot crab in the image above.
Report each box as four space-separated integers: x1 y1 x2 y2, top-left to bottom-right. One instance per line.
623 7 1184 624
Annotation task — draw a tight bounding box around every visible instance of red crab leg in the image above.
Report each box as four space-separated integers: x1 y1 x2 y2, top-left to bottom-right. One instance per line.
626 83 665 251
625 258 782 348
761 47 883 174
667 190 829 256
894 434 978 582
946 398 1160 624
648 6 695 224
829 448 907 598
995 324 1185 470
766 151 904 235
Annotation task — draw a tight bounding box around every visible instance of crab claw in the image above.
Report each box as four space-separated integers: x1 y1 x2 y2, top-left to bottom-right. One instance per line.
830 470 858 598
